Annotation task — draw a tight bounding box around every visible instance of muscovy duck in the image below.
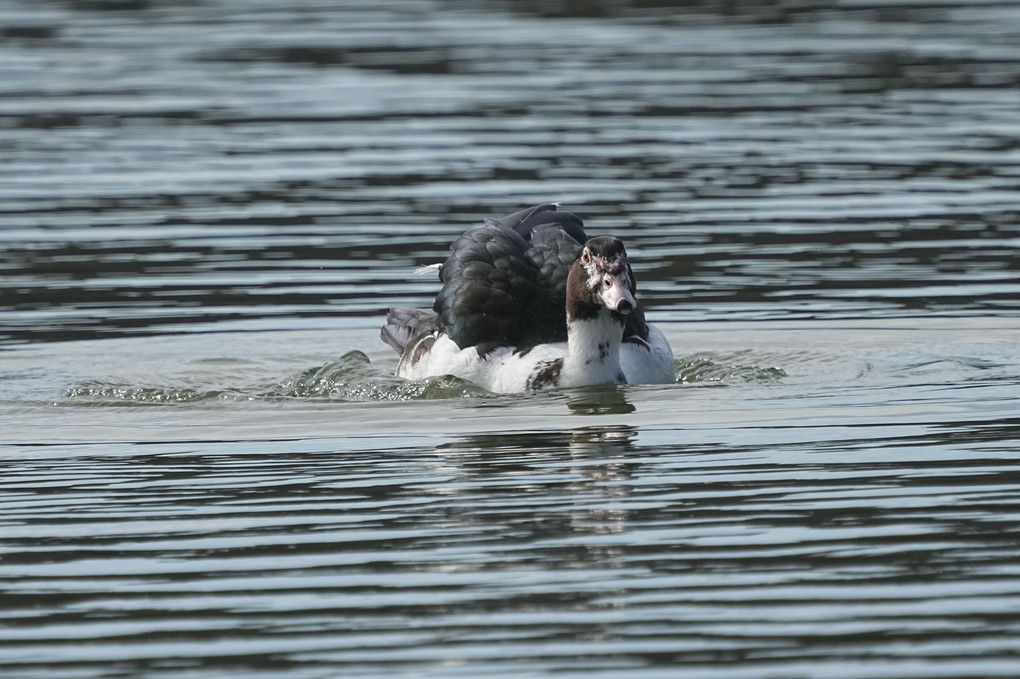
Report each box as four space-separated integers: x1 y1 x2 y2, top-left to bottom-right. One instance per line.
381 204 675 392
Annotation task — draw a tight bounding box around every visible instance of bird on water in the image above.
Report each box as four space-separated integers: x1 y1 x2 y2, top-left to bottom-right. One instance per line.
381 204 674 393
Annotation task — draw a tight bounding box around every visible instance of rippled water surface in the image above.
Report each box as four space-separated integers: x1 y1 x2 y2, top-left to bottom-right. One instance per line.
2 0 1020 677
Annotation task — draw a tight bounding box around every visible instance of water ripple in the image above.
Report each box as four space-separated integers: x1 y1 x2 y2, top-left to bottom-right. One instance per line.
3 1 1020 677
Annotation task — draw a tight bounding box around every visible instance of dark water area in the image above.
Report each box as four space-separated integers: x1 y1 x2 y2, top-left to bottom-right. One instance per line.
2 0 1020 677
3 0 1020 345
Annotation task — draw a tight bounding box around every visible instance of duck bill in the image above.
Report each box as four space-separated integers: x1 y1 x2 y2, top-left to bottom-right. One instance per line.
599 273 636 314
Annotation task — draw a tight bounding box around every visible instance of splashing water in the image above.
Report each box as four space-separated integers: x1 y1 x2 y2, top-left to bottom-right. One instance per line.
62 350 491 405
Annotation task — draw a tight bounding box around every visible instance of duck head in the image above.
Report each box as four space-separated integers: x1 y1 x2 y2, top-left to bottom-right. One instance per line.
567 236 638 320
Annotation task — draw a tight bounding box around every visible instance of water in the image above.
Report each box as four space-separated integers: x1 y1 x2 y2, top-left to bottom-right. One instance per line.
2 0 1020 676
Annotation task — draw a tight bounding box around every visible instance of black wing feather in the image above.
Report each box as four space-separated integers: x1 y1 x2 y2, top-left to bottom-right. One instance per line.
434 223 541 353
494 203 587 245
434 205 588 354
515 224 584 351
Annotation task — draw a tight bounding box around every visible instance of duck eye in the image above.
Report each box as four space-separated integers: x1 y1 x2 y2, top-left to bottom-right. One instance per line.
581 250 590 264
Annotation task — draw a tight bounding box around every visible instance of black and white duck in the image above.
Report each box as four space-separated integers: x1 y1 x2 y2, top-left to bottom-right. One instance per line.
381 204 674 392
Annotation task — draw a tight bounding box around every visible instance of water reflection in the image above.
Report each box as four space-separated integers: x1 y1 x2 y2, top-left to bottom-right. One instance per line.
2 409 1020 676
566 386 638 415
436 424 639 571
565 425 638 571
